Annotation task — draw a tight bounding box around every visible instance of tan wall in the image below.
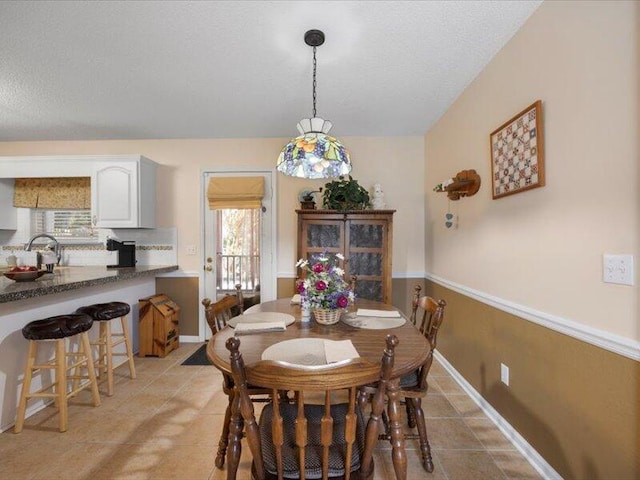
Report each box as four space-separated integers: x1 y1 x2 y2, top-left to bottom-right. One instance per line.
425 0 639 340
156 277 200 336
0 136 425 279
426 279 640 479
424 1 640 478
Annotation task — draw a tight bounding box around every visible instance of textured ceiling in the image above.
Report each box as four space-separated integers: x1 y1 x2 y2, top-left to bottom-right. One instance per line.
0 1 542 141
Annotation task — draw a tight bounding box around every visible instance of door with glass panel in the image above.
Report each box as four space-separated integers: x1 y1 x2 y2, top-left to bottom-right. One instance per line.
202 171 275 339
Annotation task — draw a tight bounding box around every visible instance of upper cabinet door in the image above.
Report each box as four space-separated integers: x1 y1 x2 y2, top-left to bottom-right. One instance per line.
92 162 139 228
91 157 157 228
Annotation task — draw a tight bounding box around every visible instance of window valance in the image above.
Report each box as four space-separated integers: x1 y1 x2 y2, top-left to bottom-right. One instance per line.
13 177 91 209
207 176 264 210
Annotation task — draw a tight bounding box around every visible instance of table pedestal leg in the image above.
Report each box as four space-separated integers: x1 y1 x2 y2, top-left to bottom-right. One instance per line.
387 378 407 480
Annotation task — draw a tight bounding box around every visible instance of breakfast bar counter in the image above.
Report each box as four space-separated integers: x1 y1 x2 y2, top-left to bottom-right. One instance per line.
0 265 179 303
0 264 179 431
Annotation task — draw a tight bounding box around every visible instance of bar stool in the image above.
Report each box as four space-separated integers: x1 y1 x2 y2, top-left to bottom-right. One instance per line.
76 302 136 396
15 313 101 433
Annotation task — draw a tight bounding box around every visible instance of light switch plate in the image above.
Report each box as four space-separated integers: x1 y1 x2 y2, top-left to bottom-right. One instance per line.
603 254 634 286
186 245 197 255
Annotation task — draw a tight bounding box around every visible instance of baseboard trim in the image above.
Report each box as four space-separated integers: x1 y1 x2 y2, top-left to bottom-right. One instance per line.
179 335 201 343
426 273 640 362
434 351 562 480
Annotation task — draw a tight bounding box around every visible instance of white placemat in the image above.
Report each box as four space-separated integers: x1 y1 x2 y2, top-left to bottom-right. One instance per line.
261 338 360 366
227 311 295 328
342 313 406 330
356 308 402 318
243 303 262 314
262 338 326 366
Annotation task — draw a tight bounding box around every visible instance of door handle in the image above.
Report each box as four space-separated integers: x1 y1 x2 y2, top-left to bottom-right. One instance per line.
205 264 213 272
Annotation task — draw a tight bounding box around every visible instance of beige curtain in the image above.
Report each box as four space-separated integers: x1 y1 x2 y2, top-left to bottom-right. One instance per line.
14 177 91 209
207 176 264 209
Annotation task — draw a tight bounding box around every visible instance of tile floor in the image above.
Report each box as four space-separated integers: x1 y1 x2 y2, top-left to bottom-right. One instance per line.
0 342 543 480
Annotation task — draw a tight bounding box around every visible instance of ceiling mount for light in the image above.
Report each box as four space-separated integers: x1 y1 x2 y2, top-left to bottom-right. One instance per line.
276 29 352 179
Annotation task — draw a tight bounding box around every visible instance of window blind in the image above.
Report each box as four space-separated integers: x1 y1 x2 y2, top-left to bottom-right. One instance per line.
206 176 264 210
34 210 94 238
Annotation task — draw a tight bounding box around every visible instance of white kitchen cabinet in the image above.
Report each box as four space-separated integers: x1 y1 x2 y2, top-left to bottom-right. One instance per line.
92 156 157 228
0 179 17 230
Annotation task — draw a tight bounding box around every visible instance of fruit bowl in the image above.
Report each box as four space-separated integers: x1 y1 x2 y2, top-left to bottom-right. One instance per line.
3 269 47 282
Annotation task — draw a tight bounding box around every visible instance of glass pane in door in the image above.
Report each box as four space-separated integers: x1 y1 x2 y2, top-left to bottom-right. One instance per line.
216 209 260 295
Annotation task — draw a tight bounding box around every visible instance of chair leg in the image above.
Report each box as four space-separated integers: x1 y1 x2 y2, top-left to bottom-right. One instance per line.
56 339 68 433
406 400 416 428
226 390 244 480
409 397 434 473
14 340 37 434
215 396 233 469
120 316 136 379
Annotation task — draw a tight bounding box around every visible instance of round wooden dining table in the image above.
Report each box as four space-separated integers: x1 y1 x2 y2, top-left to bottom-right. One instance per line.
207 298 429 480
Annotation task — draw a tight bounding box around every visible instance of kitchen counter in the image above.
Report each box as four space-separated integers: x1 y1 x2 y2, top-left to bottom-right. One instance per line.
0 265 178 304
0 264 180 431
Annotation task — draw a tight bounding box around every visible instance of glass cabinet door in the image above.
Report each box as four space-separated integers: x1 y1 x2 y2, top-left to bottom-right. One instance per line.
297 211 394 304
347 220 387 302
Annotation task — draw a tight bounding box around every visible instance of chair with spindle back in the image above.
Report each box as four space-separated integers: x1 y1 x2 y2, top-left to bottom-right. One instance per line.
226 334 398 480
201 291 269 469
359 285 446 473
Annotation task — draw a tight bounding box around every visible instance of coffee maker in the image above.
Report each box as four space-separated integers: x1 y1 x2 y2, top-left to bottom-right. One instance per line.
106 238 137 268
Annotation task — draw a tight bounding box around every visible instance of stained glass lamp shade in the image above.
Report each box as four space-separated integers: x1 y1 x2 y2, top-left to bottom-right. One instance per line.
276 117 352 179
277 29 352 179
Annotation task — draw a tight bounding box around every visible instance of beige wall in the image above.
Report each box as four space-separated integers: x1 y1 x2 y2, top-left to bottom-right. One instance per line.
425 1 639 341
425 1 639 478
0 136 425 280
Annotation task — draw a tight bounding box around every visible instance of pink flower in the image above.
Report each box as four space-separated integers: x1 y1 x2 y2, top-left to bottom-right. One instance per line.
312 263 324 273
337 296 349 308
315 280 327 291
297 282 306 293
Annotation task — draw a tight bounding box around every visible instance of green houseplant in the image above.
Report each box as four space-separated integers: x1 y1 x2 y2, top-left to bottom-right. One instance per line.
322 176 370 210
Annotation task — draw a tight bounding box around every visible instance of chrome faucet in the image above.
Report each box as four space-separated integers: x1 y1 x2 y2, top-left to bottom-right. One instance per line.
25 233 62 267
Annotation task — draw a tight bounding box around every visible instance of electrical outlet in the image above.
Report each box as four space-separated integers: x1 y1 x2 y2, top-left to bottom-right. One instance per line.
500 363 509 386
186 245 197 256
603 254 634 286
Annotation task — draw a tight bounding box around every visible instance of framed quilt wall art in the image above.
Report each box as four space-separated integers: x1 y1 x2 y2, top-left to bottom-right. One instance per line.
490 100 545 199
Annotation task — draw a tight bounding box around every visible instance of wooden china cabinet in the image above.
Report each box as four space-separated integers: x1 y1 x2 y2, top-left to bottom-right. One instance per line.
296 209 395 304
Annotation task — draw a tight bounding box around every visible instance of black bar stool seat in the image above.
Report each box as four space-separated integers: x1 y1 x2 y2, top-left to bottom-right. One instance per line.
76 302 136 396
15 313 101 433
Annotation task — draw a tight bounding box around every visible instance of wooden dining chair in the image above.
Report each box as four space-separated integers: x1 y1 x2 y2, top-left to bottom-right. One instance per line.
226 334 398 480
202 286 244 337
202 289 272 469
359 285 446 473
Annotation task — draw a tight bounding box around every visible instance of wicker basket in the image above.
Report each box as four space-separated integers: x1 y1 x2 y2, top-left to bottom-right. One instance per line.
312 308 342 325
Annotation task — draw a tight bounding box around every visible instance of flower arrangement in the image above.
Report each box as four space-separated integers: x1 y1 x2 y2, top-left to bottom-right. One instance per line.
296 252 355 311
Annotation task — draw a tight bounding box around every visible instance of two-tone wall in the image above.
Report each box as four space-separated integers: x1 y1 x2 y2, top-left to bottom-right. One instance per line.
425 1 639 478
1 1 637 477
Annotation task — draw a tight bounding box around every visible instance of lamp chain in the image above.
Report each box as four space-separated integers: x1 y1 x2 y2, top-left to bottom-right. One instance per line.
312 46 317 118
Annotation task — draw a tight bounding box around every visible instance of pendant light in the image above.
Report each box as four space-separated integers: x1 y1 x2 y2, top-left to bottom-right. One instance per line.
276 29 352 179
